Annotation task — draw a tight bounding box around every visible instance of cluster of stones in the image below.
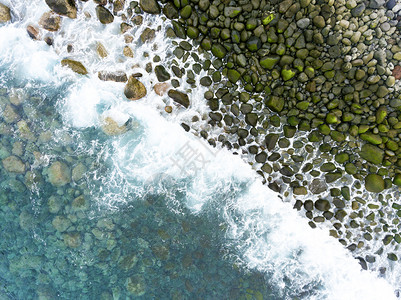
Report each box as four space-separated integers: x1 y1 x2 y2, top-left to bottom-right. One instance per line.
154 0 401 189
133 0 401 266
0 84 269 298
14 0 191 111
0 86 140 297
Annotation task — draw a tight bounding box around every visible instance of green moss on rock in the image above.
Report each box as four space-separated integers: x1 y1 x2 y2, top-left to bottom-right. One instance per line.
360 144 384 165
365 174 385 193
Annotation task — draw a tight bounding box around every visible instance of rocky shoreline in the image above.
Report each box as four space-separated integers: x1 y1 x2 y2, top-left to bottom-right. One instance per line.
2 0 401 278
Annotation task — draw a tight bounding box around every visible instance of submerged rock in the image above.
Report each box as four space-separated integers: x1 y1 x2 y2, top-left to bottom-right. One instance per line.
61 59 88 75
101 117 127 136
0 3 11 23
52 215 71 232
2 155 26 174
48 195 62 213
72 162 87 182
126 275 146 296
3 104 20 123
63 233 81 248
71 195 89 211
118 254 137 271
124 75 147 100
48 161 71 186
45 0 77 19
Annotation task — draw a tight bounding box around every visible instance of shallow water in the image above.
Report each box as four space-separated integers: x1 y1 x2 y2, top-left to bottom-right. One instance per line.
0 1 399 299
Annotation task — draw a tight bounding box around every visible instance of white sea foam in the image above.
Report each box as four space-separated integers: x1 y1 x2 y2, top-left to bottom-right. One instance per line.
0 1 400 298
0 27 58 82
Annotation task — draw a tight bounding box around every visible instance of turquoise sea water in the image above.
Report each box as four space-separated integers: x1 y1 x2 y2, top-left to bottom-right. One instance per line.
0 1 399 299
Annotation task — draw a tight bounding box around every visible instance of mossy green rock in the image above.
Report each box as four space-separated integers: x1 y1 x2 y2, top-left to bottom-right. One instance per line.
296 101 309 110
318 124 331 135
162 2 179 19
265 133 279 150
172 20 186 38
315 199 330 211
180 5 192 19
245 113 258 126
227 69 241 83
293 187 307 195
360 144 384 165
211 44 227 58
360 133 382 145
61 59 88 75
365 174 385 193
139 0 161 14
262 13 275 25
326 113 338 124
345 163 357 174
187 26 199 39
231 30 240 43
224 6 242 18
325 172 342 183
393 174 401 186
260 56 280 70
376 106 387 124
330 131 345 142
246 36 261 52
335 153 349 164
383 235 393 245
320 163 336 172
266 95 284 113
201 37 212 50
386 140 398 151
281 68 296 81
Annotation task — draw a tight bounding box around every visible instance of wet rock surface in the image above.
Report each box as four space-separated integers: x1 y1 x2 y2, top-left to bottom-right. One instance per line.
39 11 61 31
0 3 11 23
61 59 88 75
124 75 147 100
45 0 77 19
